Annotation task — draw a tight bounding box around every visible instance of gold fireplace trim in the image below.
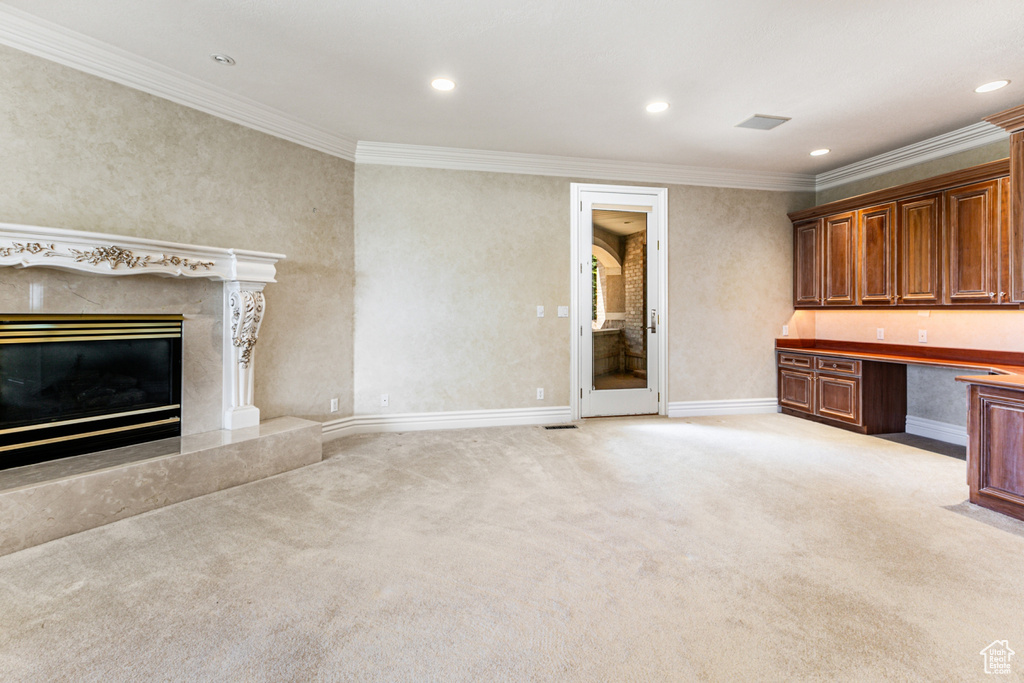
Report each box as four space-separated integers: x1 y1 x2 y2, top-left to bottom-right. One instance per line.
0 417 181 453
0 404 182 436
0 315 183 344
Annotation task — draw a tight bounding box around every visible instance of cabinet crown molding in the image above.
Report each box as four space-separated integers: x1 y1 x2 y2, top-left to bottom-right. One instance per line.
984 103 1024 134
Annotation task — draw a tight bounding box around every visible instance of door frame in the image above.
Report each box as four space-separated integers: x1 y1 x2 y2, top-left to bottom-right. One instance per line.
570 183 668 420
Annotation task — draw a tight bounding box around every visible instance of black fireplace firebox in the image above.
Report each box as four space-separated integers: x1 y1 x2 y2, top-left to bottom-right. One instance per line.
0 315 183 470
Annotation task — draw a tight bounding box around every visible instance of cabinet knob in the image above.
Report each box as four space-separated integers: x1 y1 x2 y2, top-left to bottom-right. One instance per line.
832 363 838 368
989 292 996 297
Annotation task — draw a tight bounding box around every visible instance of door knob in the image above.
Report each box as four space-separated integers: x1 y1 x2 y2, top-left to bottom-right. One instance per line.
648 309 657 334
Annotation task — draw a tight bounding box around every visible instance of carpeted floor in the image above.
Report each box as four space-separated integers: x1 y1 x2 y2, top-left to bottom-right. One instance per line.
2 414 1023 681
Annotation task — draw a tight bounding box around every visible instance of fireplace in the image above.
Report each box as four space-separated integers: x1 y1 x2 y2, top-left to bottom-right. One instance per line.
0 314 183 469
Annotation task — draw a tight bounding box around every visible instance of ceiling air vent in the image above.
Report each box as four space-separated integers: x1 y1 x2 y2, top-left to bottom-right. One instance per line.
736 114 791 130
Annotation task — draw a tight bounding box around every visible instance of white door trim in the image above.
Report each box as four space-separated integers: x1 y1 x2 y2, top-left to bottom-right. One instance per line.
570 183 668 420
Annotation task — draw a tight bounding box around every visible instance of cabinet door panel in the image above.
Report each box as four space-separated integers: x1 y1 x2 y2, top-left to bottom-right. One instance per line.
779 369 814 413
823 212 856 306
946 180 999 303
793 220 821 306
897 194 942 304
859 203 895 305
817 375 860 424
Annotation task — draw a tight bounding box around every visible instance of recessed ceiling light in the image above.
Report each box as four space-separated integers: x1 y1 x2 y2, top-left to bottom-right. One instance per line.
810 149 831 157
646 102 669 113
431 78 456 91
975 80 1010 93
210 54 235 66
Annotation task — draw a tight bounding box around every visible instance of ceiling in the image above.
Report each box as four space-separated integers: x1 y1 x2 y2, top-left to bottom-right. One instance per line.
593 210 646 237
3 0 1023 176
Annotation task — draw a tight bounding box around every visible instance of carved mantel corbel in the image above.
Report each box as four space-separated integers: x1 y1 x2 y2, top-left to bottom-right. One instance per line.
223 282 268 430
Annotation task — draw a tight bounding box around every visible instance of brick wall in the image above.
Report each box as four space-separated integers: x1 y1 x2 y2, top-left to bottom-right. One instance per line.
623 231 646 360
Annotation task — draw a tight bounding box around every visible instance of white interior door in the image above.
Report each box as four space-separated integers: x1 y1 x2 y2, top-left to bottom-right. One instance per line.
576 187 665 417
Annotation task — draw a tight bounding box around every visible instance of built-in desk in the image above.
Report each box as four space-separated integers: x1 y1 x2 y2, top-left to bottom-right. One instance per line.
776 339 1024 522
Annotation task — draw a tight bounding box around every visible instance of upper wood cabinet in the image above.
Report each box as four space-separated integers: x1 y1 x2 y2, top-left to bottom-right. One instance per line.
858 203 895 305
788 159 1011 308
823 212 856 305
793 219 821 307
897 193 943 305
945 179 1000 304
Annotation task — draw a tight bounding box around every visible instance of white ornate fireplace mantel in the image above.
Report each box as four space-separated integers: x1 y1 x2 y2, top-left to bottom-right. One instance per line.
0 222 285 431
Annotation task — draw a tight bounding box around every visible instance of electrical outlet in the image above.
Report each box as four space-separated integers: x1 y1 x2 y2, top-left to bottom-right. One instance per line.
536 388 544 400
876 328 884 340
537 305 545 318
380 393 389 407
330 398 339 413
918 329 927 343
782 325 789 337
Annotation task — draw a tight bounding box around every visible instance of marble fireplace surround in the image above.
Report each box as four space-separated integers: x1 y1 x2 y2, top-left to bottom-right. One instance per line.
0 223 325 557
0 221 284 432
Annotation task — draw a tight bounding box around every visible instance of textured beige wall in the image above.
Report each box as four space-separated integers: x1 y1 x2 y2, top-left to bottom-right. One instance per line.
667 185 812 401
907 366 968 428
0 45 354 423
354 165 812 413
816 140 1010 205
353 166 571 413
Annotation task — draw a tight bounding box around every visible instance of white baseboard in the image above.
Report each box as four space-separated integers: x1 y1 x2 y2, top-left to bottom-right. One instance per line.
905 415 968 446
667 398 779 418
323 406 573 440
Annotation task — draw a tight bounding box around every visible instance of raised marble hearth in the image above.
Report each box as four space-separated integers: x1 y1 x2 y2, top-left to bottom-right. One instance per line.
0 417 322 556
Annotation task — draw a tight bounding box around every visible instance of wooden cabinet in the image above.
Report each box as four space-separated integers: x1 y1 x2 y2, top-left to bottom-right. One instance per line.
945 180 1000 304
823 212 857 305
793 220 821 307
897 193 943 304
777 351 906 434
858 202 896 305
779 368 814 412
789 160 1011 308
817 374 860 424
965 382 1024 522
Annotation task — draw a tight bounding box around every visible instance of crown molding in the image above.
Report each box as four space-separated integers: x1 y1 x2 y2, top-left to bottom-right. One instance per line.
0 5 357 161
814 122 1009 191
1 5 1012 194
356 141 817 192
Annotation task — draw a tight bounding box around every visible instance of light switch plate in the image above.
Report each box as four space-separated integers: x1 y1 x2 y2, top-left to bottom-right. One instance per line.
557 306 569 318
782 325 789 337
876 328 884 340
537 306 544 318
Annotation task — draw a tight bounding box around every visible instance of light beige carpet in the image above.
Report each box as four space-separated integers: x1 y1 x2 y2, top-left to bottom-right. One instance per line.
2 414 1023 681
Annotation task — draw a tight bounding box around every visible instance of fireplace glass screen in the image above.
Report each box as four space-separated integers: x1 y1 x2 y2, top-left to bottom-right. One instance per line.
0 315 183 469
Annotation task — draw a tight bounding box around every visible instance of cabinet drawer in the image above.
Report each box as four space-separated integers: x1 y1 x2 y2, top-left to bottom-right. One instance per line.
779 368 815 413
817 375 861 424
778 352 814 370
815 357 861 376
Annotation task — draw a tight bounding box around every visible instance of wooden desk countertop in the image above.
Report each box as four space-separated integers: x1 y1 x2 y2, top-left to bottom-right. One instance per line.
775 338 1024 389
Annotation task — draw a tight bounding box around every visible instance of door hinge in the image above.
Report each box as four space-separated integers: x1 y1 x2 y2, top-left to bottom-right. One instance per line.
580 325 583 336
658 392 660 402
580 201 583 211
580 388 583 399
657 240 660 250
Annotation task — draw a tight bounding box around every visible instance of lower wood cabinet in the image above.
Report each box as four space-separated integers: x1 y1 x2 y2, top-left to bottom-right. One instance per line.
965 383 1024 522
777 352 906 434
